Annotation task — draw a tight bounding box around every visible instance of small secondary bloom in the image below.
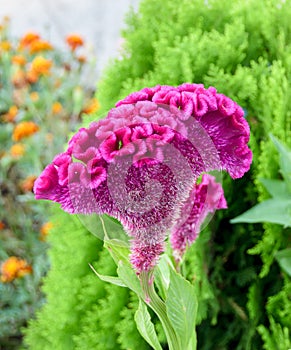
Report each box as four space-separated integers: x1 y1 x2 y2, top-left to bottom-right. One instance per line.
10 143 25 158
19 32 40 48
52 101 63 114
30 91 39 102
20 175 37 192
40 222 53 241
30 56 52 76
0 256 32 283
2 105 18 122
12 55 27 66
0 221 5 230
29 39 53 54
12 121 39 141
34 83 252 273
170 174 227 259
0 40 12 51
66 34 84 51
82 97 100 114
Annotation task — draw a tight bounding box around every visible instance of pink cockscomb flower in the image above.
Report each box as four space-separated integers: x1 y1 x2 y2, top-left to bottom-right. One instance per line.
34 83 252 273
170 174 227 261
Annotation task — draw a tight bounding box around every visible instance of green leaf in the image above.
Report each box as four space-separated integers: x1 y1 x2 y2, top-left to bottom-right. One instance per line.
165 267 197 350
104 238 131 266
260 178 290 198
117 261 143 297
135 299 163 350
154 254 173 300
89 264 126 287
270 134 291 189
274 249 291 276
230 198 291 227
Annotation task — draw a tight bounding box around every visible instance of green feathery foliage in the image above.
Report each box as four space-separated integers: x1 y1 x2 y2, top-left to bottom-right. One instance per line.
24 0 291 349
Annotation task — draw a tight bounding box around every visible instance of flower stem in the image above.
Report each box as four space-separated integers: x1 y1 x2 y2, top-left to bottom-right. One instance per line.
140 271 181 350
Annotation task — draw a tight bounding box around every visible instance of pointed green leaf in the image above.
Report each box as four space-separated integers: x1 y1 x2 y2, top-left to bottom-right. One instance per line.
154 254 173 300
275 249 291 277
104 238 131 266
260 178 290 198
117 260 143 297
230 198 291 227
270 134 291 188
165 267 197 349
135 299 163 350
89 264 126 287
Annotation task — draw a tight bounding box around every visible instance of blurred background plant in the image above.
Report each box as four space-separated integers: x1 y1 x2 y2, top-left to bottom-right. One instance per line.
0 16 99 349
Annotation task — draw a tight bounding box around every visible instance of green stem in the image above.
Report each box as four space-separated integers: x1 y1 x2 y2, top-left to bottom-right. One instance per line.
140 271 181 350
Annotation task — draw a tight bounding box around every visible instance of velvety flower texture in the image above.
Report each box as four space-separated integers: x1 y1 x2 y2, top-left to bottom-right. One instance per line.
34 83 252 273
170 174 227 260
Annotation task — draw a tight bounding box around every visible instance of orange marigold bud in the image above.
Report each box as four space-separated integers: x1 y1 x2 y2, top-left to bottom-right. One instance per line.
12 121 39 141
20 175 37 192
19 32 40 48
31 56 52 76
51 101 63 114
30 91 39 102
66 34 84 51
26 69 39 84
0 257 32 283
40 222 53 241
2 105 18 122
29 39 53 54
12 69 26 88
0 41 12 51
10 143 25 158
82 97 100 114
12 55 27 66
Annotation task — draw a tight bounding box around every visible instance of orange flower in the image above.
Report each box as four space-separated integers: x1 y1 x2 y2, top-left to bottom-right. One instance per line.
77 55 86 64
82 97 100 114
2 105 18 122
26 69 39 84
19 32 40 48
20 175 37 192
0 41 12 51
12 69 26 87
40 222 53 241
12 121 39 141
29 39 53 54
30 56 52 76
0 256 32 283
0 221 5 230
12 55 27 66
66 34 84 51
52 101 63 114
30 91 39 102
10 143 25 158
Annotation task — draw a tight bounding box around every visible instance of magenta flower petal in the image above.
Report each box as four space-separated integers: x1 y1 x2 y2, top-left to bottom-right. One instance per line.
170 174 227 259
116 83 252 179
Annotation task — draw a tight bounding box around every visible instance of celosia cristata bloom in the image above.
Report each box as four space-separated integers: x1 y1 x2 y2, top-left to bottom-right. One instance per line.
12 121 39 141
0 256 32 283
34 83 252 273
65 34 84 51
30 56 52 76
